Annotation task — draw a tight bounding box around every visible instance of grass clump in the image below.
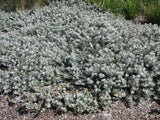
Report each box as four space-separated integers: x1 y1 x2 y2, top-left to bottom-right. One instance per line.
99 0 122 15
121 0 142 19
85 0 160 25
143 0 160 25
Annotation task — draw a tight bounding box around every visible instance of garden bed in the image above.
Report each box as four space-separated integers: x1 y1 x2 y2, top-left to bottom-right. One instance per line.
0 0 160 118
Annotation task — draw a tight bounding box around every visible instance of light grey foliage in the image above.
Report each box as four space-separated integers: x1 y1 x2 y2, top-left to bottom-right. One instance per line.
0 0 160 114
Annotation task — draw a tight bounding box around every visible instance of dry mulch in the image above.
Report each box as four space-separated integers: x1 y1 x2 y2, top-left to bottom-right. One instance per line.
0 97 160 120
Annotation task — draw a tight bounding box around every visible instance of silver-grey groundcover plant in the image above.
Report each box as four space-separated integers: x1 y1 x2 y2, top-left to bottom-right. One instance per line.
0 0 160 114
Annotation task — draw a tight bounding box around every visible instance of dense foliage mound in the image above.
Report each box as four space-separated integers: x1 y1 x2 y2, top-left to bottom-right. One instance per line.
0 0 160 114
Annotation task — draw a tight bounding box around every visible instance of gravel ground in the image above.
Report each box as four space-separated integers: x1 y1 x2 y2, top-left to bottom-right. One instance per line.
0 98 160 120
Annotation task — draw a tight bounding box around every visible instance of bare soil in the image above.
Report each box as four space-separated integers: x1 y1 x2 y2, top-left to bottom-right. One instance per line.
0 97 160 120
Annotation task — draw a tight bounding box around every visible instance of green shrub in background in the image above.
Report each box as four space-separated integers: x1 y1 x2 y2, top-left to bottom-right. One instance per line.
0 0 53 12
0 0 17 12
99 0 122 15
144 0 160 25
121 0 142 19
